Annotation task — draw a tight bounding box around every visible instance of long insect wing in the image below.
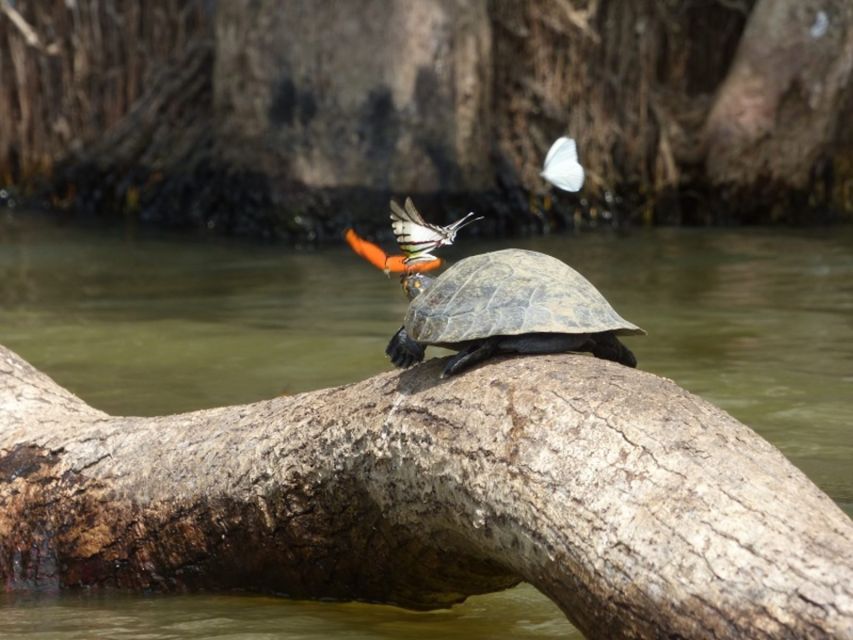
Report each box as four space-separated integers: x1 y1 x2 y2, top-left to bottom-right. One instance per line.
544 161 584 191
403 197 429 225
390 199 416 239
402 251 440 265
389 198 408 223
384 254 442 273
546 137 578 168
345 229 389 270
544 136 572 168
541 136 585 192
390 198 482 264
391 198 446 245
345 228 441 274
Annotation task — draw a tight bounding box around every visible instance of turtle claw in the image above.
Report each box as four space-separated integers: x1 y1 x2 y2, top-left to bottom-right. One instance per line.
386 326 425 369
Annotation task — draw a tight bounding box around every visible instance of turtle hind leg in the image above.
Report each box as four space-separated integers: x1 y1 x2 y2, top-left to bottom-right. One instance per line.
590 331 637 368
386 326 425 369
442 339 500 378
444 333 595 378
497 332 593 355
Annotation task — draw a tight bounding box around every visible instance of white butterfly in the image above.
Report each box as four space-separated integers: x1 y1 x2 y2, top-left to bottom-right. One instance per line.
390 197 482 264
541 136 585 192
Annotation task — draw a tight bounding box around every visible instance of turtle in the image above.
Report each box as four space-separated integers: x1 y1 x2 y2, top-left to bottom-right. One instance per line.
385 248 645 377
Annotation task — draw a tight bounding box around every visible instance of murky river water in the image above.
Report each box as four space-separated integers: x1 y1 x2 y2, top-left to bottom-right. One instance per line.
1 214 851 638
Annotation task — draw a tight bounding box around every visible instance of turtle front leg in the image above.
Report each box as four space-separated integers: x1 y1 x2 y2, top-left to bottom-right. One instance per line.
386 326 425 369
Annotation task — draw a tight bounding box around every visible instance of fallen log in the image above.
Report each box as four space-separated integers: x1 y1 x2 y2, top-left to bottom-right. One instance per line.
0 344 851 638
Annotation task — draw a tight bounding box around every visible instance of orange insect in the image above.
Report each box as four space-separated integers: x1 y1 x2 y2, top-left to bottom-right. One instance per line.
345 229 442 275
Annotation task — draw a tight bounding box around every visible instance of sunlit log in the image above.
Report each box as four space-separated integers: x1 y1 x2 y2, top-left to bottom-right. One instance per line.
1 344 851 638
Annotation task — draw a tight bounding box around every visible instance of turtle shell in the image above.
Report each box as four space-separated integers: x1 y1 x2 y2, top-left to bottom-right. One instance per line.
405 248 645 345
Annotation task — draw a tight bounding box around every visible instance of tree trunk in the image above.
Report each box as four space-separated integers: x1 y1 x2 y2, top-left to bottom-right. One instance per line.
1 345 851 637
704 0 853 190
7 1 853 229
214 0 493 194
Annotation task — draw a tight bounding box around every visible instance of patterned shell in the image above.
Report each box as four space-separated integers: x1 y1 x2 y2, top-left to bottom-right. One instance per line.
405 249 645 345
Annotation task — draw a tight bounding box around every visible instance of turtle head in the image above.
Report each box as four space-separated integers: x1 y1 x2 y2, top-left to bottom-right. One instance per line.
401 272 433 301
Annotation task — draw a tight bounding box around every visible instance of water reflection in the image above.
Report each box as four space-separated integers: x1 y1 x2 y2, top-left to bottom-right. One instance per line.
1 584 578 639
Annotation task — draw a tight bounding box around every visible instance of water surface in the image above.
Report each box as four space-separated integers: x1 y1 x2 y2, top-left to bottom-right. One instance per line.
1 214 851 638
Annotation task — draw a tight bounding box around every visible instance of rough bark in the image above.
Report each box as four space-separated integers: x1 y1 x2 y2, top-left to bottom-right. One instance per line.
0 1 209 183
1 345 851 639
214 0 493 194
705 0 853 191
5 1 852 229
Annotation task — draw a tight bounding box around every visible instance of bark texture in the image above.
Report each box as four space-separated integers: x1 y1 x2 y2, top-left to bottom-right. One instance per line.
1 344 851 639
705 0 853 190
0 0 209 183
4 1 852 229
214 0 493 194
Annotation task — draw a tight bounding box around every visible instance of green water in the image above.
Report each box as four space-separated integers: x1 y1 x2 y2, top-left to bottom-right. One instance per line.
1 215 852 638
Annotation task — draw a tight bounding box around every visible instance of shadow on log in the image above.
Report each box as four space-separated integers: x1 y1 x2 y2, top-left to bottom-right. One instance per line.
1 344 851 638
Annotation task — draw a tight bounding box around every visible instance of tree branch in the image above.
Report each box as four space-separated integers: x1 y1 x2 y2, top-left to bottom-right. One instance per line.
0 0 60 55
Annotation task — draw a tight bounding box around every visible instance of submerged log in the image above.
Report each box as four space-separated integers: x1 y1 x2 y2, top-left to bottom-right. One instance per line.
1 344 851 638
